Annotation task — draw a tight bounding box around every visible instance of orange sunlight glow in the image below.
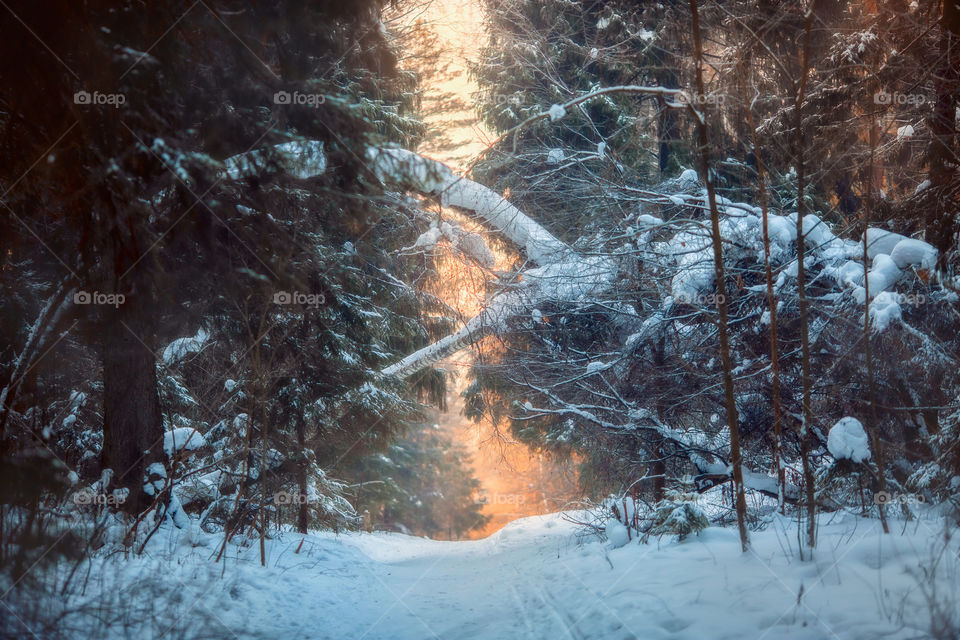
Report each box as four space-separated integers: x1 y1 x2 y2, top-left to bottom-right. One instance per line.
389 0 581 539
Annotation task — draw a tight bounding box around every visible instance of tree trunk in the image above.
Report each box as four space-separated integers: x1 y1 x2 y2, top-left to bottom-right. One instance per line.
296 415 309 534
927 0 960 265
794 3 818 552
659 99 680 175
651 434 666 501
689 0 749 553
863 86 891 535
101 298 163 514
744 57 786 514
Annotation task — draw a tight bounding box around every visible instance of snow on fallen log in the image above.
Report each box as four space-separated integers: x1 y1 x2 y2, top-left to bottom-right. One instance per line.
223 142 570 264
692 468 801 502
381 251 616 379
364 147 614 378
223 142 611 378
365 146 570 265
222 141 940 371
380 311 496 379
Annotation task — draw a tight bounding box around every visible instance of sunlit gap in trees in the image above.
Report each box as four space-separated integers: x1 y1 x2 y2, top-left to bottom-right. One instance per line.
390 0 581 538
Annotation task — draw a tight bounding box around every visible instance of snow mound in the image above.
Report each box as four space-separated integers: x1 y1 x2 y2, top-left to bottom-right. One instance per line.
864 228 906 259
605 518 630 548
454 231 496 267
866 253 903 294
889 238 937 270
869 290 903 331
678 168 699 185
547 104 567 122
163 427 207 455
828 417 871 463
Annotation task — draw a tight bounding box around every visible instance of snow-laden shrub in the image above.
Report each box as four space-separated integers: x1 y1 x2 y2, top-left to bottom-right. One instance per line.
645 478 709 541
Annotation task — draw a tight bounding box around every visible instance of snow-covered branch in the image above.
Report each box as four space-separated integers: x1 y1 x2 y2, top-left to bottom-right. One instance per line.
517 392 800 502
379 311 495 379
365 147 571 265
222 141 614 378
501 85 689 153
0 281 76 437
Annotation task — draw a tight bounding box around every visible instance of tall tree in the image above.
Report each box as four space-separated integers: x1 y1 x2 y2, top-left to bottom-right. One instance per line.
689 0 749 552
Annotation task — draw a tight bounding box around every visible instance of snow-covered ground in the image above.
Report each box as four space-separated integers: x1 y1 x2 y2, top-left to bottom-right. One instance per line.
17 511 954 639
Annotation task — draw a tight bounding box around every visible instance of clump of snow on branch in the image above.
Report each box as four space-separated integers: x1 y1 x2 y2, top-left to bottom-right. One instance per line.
828 417 871 463
407 219 496 268
546 148 565 165
161 327 209 364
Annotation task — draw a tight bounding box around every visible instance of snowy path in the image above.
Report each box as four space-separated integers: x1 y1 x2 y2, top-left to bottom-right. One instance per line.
142 512 952 640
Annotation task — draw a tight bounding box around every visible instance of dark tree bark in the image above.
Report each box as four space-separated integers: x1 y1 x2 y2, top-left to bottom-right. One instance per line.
926 0 960 265
101 296 163 514
296 414 309 534
655 33 682 176
863 94 891 535
659 103 680 175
